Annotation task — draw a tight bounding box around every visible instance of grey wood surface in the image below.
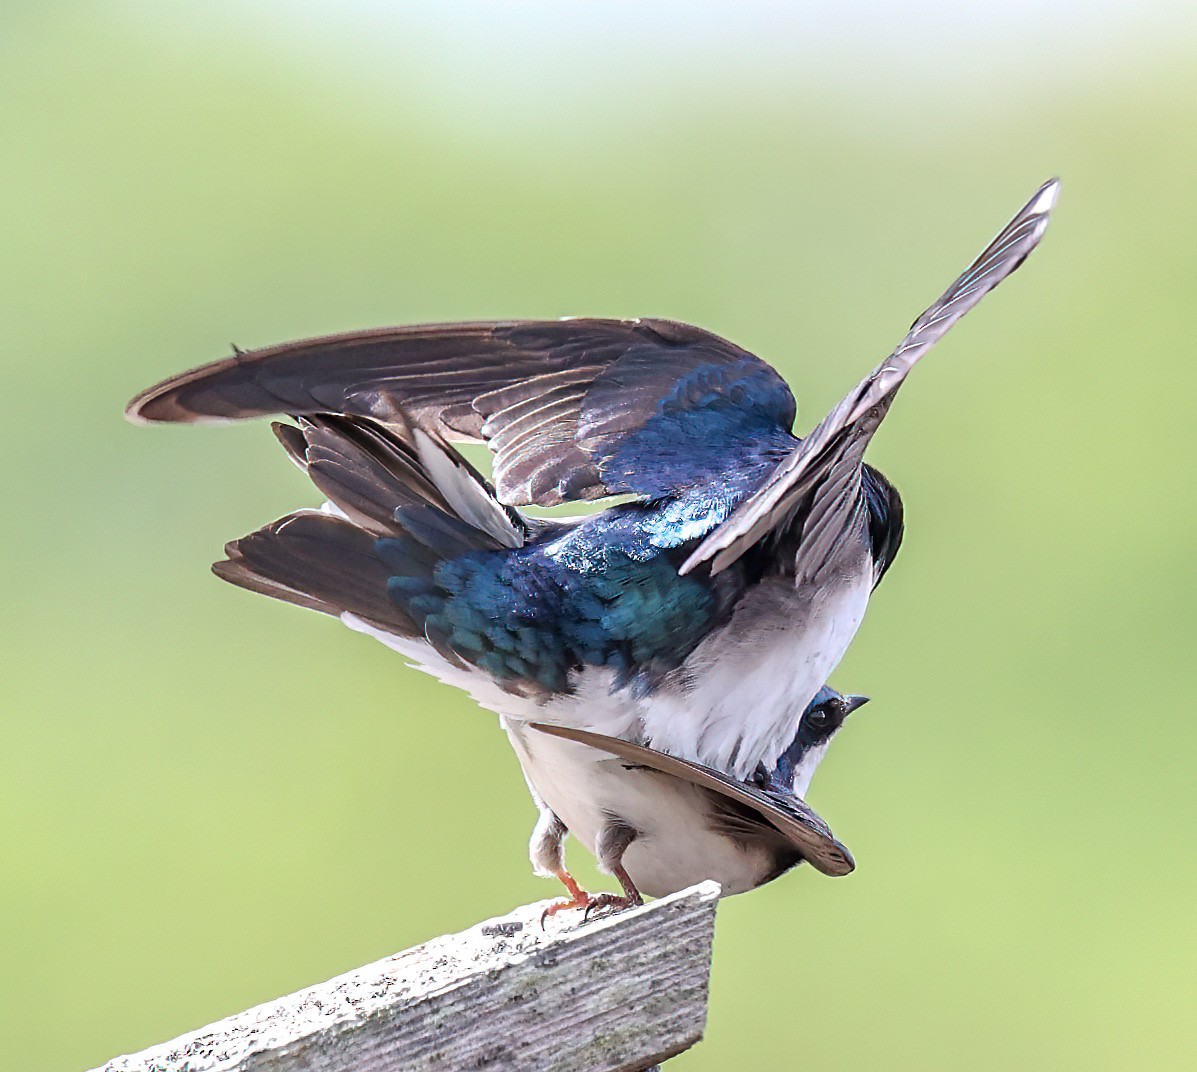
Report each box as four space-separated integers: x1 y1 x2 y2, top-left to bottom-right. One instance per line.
89 881 721 1072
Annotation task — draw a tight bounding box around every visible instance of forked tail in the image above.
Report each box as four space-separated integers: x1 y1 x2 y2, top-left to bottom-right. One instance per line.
214 414 527 651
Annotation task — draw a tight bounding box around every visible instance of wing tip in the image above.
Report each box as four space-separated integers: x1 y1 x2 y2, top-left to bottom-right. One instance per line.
1030 177 1061 217
124 381 241 426
124 385 172 425
822 839 856 877
125 342 257 425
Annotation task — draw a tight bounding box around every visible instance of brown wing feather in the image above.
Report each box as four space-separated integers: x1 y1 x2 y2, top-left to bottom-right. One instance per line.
126 317 793 508
271 415 452 536
683 178 1059 575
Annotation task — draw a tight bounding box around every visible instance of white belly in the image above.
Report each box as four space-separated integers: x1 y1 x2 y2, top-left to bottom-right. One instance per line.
505 719 779 897
639 557 873 780
346 546 871 783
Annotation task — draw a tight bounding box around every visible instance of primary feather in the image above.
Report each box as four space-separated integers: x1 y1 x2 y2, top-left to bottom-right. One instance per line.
682 178 1059 575
127 317 796 508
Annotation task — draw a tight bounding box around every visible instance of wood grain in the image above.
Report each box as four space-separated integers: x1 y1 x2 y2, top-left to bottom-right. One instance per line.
89 881 721 1072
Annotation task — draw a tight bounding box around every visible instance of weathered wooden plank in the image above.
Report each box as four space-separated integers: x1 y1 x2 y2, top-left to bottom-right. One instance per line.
89 881 721 1072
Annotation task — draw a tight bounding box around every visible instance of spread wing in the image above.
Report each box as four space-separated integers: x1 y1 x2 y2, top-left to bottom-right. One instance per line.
682 178 1060 576
531 723 855 877
127 317 796 508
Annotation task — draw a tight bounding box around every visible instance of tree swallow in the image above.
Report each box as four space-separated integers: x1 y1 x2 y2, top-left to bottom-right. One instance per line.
526 686 869 913
126 180 1056 901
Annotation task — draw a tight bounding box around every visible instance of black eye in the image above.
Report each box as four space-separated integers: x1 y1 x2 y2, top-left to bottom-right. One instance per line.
805 707 832 733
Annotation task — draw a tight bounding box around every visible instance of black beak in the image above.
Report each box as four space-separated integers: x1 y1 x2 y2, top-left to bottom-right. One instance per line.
843 694 870 715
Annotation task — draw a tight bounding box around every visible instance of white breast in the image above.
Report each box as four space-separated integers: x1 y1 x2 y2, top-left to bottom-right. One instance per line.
505 718 779 897
639 553 873 781
345 539 872 786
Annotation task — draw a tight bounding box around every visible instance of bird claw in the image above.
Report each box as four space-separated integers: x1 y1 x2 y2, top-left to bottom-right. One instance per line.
581 892 642 923
540 892 595 929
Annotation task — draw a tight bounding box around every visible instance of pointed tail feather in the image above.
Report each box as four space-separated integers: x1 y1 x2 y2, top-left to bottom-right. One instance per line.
273 413 525 548
213 413 529 641
214 512 419 636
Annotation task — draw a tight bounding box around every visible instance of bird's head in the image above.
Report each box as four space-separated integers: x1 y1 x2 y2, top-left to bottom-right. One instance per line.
763 686 869 798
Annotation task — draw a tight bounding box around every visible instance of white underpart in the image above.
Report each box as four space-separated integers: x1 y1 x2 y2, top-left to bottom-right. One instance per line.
347 548 871 784
790 741 830 798
344 611 638 726
505 719 779 897
343 613 706 891
640 551 873 781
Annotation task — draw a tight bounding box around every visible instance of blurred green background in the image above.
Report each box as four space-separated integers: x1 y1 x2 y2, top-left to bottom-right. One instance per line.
4 3 1196 1069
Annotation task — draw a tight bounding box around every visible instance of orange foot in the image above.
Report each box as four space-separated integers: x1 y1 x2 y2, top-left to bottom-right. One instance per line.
540 871 596 927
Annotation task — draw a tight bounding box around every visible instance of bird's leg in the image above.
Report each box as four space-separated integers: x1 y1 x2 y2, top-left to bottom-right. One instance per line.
584 819 644 921
530 808 596 922
545 869 593 914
